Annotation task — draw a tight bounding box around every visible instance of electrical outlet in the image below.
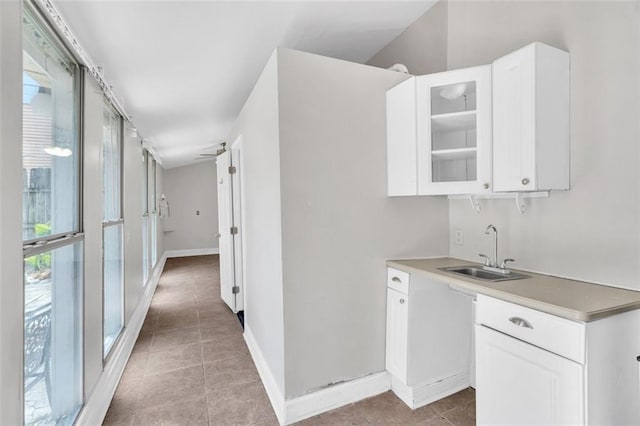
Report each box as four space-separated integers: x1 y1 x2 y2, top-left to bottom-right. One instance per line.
455 229 464 245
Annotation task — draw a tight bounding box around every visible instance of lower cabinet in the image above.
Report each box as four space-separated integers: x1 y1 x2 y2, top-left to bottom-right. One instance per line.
476 325 583 424
385 288 408 380
385 268 473 409
475 294 640 425
386 268 640 422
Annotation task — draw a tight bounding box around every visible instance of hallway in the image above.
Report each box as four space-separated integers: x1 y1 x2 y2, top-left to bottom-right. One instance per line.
104 256 475 426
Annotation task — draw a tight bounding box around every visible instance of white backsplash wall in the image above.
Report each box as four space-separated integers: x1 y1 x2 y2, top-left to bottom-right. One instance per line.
445 1 640 290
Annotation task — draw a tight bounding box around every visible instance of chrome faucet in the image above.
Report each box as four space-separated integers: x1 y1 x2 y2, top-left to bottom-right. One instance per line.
479 224 514 273
485 225 498 267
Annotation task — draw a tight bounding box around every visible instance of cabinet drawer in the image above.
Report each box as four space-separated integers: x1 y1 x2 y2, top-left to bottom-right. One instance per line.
387 267 410 294
476 295 585 364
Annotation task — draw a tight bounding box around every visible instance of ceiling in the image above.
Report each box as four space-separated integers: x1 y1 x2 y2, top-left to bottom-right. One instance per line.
57 1 436 169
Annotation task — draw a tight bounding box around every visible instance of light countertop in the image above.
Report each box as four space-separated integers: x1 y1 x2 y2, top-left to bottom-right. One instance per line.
386 257 640 322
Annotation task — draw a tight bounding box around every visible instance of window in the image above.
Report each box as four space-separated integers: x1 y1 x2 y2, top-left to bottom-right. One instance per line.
142 148 149 214
22 4 83 424
142 215 149 284
151 158 157 213
142 149 150 284
150 158 158 267
102 104 123 357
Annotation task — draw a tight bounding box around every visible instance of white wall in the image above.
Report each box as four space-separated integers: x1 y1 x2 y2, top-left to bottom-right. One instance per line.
370 0 640 290
277 49 449 398
82 72 105 398
163 161 218 252
227 52 286 395
0 1 25 423
368 0 448 75
123 122 144 323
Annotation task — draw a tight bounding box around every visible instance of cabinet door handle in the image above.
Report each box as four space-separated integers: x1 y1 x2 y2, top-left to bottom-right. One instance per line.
521 178 530 185
391 277 402 283
483 183 490 190
509 317 533 329
399 299 405 304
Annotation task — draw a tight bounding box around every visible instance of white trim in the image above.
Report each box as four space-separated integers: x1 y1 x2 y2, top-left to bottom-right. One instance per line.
75 253 167 426
244 326 391 425
244 327 286 424
390 371 469 409
284 372 391 425
165 248 219 258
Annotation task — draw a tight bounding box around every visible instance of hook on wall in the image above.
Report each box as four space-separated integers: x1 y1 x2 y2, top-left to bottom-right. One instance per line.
515 193 527 214
468 195 482 213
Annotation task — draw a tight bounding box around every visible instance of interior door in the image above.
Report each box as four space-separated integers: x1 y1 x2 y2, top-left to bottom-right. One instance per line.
230 139 244 312
216 151 236 311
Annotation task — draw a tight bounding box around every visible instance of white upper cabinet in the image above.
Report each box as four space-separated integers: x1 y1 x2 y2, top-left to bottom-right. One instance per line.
492 42 570 192
386 77 417 196
417 65 493 195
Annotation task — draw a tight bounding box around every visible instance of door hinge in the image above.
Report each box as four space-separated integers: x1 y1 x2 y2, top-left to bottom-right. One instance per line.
228 166 236 174
230 226 238 235
232 286 240 294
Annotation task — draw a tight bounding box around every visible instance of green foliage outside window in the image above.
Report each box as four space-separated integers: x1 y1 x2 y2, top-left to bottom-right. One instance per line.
25 223 52 271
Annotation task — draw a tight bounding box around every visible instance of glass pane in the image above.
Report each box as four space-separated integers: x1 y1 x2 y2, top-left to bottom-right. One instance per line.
151 214 158 267
22 8 78 242
150 159 157 212
104 224 123 356
142 150 149 214
430 81 476 115
142 216 149 284
24 241 83 426
103 107 121 221
432 156 477 183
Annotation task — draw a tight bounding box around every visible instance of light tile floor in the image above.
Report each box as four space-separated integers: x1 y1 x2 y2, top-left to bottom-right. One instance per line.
103 255 475 425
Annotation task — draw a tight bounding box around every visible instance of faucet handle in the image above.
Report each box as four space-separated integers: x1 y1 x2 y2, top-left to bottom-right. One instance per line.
478 253 491 266
500 258 515 269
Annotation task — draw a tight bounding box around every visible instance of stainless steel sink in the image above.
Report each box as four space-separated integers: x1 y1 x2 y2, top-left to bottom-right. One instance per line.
438 266 530 282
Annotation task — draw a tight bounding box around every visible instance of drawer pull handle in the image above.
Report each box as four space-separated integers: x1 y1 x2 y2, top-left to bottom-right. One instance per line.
509 317 533 329
391 277 402 283
399 299 405 304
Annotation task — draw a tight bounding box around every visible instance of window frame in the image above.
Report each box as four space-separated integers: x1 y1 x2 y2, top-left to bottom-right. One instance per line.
22 1 83 247
101 101 125 360
21 2 85 424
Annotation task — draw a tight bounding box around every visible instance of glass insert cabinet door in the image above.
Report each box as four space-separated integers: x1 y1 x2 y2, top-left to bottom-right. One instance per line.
416 65 493 195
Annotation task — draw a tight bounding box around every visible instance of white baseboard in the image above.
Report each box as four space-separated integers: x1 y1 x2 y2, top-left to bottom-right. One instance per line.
244 328 390 425
284 371 390 424
244 327 286 424
165 248 219 258
391 371 470 409
75 253 167 426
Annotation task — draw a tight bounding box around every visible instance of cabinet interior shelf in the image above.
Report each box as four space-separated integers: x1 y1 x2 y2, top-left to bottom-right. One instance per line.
431 110 476 133
431 147 477 161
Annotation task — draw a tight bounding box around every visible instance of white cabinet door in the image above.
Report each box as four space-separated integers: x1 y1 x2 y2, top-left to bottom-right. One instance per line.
386 77 418 196
493 42 570 192
476 325 584 425
416 65 492 195
386 288 408 381
216 151 236 312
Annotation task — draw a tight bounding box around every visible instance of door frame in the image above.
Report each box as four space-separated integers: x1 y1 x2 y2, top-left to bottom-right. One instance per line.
230 135 245 313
